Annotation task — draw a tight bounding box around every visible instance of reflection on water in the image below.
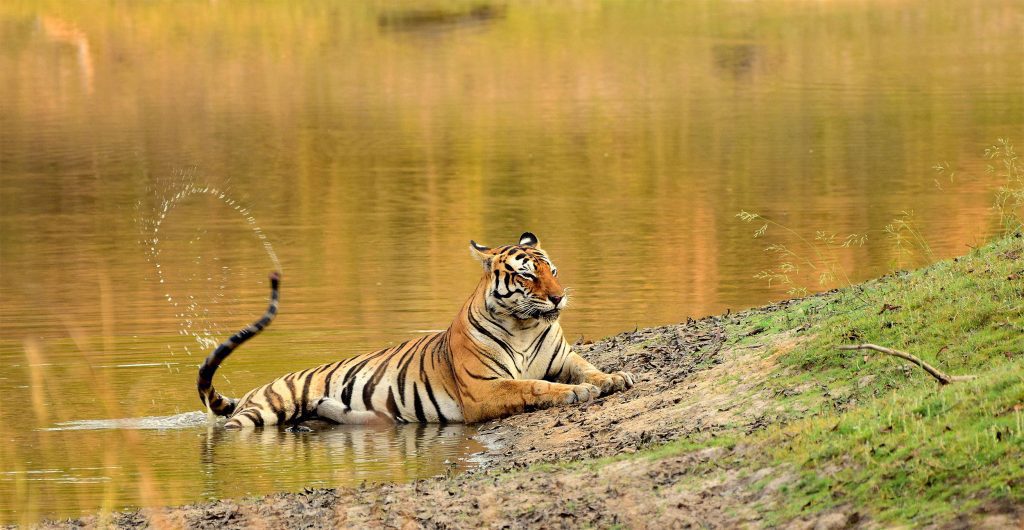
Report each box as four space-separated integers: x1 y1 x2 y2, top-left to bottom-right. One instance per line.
1 0 1022 524
3 418 479 524
378 3 506 33
196 423 480 499
37 15 93 94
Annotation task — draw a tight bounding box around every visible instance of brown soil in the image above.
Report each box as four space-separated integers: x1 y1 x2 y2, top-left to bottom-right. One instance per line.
34 299 1022 529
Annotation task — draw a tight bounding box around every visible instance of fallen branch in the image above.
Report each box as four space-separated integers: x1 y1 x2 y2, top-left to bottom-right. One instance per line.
838 343 977 385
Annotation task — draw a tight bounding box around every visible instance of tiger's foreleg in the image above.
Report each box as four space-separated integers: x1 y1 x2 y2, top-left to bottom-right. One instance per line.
558 352 635 396
461 379 600 423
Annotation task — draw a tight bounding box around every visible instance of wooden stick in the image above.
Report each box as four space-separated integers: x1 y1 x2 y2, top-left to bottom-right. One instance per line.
838 343 977 385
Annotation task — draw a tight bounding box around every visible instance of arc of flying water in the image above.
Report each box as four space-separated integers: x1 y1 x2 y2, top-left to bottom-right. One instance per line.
140 181 282 358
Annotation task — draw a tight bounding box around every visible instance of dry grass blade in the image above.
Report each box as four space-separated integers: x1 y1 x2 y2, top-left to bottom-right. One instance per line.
838 343 977 385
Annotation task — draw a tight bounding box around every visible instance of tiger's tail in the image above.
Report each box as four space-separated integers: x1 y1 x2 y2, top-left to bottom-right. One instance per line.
197 271 281 416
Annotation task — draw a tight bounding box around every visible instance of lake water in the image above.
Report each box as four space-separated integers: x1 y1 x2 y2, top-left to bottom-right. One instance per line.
1 0 1022 524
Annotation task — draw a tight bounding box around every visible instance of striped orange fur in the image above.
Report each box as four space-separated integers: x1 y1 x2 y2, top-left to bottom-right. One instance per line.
197 233 635 428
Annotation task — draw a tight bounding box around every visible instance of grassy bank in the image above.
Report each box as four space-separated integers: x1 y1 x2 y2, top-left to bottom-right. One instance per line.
733 234 1024 524
38 234 1023 529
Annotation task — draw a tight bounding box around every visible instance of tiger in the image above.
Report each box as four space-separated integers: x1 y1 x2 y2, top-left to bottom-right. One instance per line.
197 232 635 428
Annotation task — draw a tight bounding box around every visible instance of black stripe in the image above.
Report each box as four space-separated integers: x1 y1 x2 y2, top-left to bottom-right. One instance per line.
341 377 355 408
467 310 519 375
386 387 404 423
339 351 383 407
412 382 427 423
548 352 569 380
432 335 451 373
397 353 416 405
237 388 257 408
242 409 263 427
493 272 520 298
478 307 511 336
299 364 331 418
380 343 406 366
262 384 287 425
492 286 522 300
464 369 499 380
322 361 344 398
471 347 515 379
289 369 312 417
283 373 299 418
422 376 447 424
421 332 443 355
527 326 553 365
544 346 563 379
362 357 395 411
418 347 447 423
427 333 446 361
397 335 436 405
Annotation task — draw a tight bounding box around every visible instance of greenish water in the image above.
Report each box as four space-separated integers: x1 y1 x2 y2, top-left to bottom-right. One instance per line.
0 0 1021 524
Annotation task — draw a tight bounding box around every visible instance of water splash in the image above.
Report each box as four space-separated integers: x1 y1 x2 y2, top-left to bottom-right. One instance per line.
43 411 209 431
138 172 282 357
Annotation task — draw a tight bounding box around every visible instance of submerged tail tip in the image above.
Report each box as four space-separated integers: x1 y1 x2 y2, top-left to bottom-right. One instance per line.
269 271 281 287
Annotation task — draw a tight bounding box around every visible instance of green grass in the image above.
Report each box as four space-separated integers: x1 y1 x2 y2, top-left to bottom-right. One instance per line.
764 373 1024 523
736 234 1024 524
565 234 1024 525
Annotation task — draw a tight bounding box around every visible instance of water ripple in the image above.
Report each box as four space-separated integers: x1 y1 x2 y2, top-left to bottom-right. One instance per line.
43 411 210 431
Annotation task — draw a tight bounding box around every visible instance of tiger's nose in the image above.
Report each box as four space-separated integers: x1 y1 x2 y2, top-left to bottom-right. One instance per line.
549 295 563 307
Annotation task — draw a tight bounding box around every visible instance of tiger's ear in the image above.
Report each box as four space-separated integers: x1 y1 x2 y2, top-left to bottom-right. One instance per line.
519 232 540 248
469 240 494 270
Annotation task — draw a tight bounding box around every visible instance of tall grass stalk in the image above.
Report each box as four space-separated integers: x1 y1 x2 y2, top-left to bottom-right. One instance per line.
11 268 172 526
985 138 1024 235
740 137 1020 296
736 210 866 296
883 210 935 270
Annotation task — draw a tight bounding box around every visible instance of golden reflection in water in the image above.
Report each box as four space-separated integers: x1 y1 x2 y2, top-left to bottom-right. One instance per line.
0 0 1022 524
38 15 94 95
1 414 480 525
199 423 479 497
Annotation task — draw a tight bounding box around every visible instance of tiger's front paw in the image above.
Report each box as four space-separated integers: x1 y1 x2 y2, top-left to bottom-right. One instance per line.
537 382 600 408
562 383 600 404
586 371 636 395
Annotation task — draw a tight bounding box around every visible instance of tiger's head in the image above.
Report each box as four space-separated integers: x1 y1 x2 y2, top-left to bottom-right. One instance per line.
470 232 567 322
